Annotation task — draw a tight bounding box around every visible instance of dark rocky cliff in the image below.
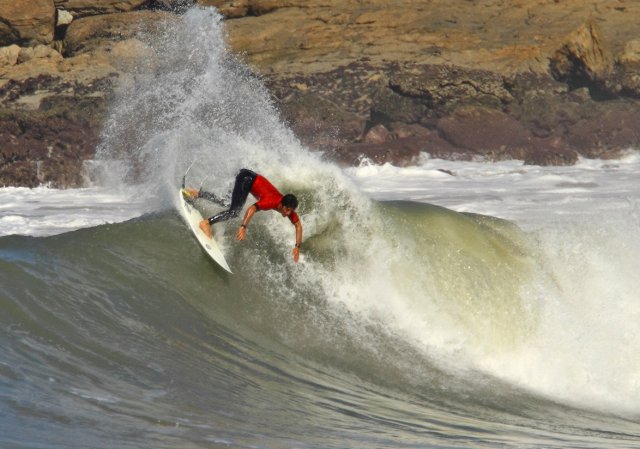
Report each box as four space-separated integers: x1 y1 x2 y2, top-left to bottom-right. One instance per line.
2 0 640 187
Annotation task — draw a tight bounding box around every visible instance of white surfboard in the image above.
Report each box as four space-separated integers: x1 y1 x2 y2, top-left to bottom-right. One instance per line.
178 188 232 273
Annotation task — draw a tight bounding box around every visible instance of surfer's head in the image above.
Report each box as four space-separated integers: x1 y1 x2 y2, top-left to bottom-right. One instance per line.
279 194 298 217
281 194 298 210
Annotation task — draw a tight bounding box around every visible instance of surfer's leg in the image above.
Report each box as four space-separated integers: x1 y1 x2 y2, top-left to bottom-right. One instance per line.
183 187 229 206
199 191 229 206
208 169 257 224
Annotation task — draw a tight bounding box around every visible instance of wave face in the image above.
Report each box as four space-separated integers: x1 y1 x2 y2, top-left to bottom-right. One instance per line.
2 210 639 449
2 8 639 449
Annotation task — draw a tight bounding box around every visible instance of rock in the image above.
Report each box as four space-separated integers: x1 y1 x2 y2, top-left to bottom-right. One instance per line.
56 9 74 26
436 106 532 155
110 38 156 72
152 0 197 13
419 130 472 161
607 39 640 98
566 107 640 158
276 90 366 151
363 124 391 144
0 45 21 67
389 65 513 115
202 1 249 18
617 39 640 67
523 137 578 166
388 123 433 140
0 161 39 187
369 84 428 125
328 137 423 167
5 0 640 186
0 0 56 46
549 19 613 97
248 0 285 16
0 94 104 187
63 10 173 56
53 0 150 18
505 72 582 138
18 45 63 64
200 0 286 19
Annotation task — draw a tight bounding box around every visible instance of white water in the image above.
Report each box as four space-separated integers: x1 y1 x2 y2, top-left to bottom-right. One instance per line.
348 152 640 231
4 153 637 237
347 152 640 416
0 186 148 237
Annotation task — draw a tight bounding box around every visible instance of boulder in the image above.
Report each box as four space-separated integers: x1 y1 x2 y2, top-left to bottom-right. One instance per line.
566 107 640 158
56 9 74 26
617 39 640 68
523 137 578 166
0 92 106 187
0 45 21 67
388 65 513 115
436 106 532 155
0 0 55 46
17 45 63 64
53 0 150 18
63 10 173 56
110 38 156 72
418 129 472 161
549 19 613 97
201 0 249 18
0 161 39 187
153 0 197 13
327 137 423 167
369 84 428 125
200 0 289 18
362 124 391 144
276 90 366 151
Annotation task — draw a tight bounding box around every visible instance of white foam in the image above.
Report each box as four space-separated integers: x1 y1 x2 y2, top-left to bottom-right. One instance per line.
347 152 640 230
347 152 640 415
0 186 151 237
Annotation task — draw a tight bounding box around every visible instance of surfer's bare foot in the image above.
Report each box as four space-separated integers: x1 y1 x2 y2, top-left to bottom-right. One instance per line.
183 188 199 200
199 219 213 239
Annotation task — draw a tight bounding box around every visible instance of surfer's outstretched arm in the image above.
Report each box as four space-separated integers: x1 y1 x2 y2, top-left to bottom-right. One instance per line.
293 221 302 263
235 204 257 241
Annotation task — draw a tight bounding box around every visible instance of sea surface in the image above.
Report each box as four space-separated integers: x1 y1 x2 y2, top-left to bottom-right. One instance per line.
1 8 640 449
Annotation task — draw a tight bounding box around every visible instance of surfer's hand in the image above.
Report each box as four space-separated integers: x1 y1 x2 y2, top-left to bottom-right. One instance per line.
236 226 246 241
292 246 300 263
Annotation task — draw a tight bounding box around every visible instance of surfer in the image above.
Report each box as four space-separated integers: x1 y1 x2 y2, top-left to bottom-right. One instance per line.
183 169 303 262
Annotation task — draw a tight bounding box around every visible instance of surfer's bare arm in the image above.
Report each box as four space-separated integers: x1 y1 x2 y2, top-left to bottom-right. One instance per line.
292 221 302 263
236 204 257 241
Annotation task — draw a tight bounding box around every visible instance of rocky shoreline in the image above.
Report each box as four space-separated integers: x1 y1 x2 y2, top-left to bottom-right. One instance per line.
1 0 640 187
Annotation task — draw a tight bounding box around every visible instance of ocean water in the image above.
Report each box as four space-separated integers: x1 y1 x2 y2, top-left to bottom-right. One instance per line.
1 8 640 449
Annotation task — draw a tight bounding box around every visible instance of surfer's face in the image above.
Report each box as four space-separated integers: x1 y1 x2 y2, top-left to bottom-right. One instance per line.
279 205 295 217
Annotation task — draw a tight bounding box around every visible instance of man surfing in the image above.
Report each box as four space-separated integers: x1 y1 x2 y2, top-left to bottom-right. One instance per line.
183 169 303 262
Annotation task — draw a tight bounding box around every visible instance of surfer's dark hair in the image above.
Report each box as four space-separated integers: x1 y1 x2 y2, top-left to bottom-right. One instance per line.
281 194 298 209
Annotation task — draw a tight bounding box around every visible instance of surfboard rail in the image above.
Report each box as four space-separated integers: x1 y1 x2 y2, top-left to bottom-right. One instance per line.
178 188 233 273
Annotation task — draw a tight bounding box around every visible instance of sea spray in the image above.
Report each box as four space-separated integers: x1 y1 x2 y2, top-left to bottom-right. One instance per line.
95 8 304 198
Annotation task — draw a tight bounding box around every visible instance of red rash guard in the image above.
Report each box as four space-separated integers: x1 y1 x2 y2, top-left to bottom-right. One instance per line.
251 175 299 224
